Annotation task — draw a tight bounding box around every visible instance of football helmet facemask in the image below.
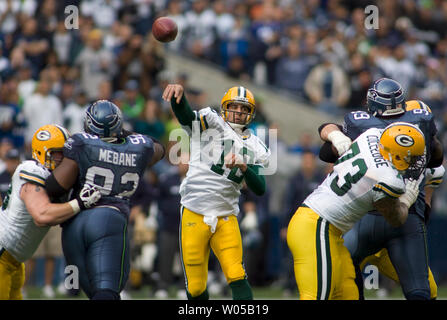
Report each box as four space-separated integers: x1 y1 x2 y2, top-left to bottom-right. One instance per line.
367 78 406 117
379 122 426 180
31 124 70 170
221 86 256 130
84 100 123 138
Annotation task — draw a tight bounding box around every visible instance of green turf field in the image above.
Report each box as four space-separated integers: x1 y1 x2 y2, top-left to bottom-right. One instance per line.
23 284 447 300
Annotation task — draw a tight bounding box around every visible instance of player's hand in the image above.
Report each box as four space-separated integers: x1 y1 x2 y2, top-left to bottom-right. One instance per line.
328 130 352 156
399 178 421 209
76 183 101 210
225 153 247 172
162 84 184 104
240 211 258 231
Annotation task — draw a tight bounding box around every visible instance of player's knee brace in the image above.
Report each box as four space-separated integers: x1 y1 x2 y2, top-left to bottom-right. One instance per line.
404 289 431 300
91 289 121 300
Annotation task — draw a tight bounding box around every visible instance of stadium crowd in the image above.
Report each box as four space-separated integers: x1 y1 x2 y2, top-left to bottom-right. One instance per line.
0 0 446 298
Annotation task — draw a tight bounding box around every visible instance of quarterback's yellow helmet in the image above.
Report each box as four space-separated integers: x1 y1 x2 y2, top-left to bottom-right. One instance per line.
220 86 256 126
379 122 426 179
405 100 432 113
31 124 70 170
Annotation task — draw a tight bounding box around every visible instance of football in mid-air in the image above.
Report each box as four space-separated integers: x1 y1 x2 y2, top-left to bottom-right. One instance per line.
152 17 178 43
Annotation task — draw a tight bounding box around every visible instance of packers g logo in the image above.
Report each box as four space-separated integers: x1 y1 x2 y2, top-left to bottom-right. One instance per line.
395 134 414 147
36 130 51 141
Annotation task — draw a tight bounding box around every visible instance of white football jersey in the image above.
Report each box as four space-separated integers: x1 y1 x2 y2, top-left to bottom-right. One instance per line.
0 160 51 262
180 107 270 217
304 128 406 234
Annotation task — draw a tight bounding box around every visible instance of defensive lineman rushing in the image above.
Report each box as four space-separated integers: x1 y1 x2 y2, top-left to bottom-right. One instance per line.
287 123 425 299
0 125 101 300
44 101 165 300
162 84 270 300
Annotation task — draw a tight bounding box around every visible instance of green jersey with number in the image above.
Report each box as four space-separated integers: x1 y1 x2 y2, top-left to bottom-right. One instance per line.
180 107 270 217
304 128 406 233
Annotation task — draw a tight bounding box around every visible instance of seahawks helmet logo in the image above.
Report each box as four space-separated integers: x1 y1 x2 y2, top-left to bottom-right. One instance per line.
395 134 414 147
36 130 51 141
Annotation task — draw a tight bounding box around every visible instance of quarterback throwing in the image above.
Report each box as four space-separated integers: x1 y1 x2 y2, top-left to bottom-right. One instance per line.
163 84 270 300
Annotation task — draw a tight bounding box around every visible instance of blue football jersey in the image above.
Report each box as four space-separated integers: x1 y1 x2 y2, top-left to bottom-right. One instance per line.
342 109 438 219
63 133 155 216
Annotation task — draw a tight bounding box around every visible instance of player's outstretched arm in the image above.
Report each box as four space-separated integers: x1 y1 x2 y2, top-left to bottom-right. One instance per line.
21 182 101 227
162 84 195 128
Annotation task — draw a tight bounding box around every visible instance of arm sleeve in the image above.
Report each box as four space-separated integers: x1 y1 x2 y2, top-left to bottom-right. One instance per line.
171 94 196 129
45 173 70 198
244 164 266 196
372 176 405 202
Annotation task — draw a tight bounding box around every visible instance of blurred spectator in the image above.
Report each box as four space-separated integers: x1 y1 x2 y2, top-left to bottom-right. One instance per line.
26 227 66 298
280 150 326 295
0 77 25 148
16 18 49 78
304 53 350 114
346 53 373 110
133 99 165 141
239 184 271 286
81 0 122 30
22 71 63 151
0 148 20 200
374 44 417 93
75 29 114 100
274 40 312 97
153 151 189 298
183 0 217 59
17 62 36 103
63 89 88 134
52 20 74 65
0 0 37 35
121 79 146 123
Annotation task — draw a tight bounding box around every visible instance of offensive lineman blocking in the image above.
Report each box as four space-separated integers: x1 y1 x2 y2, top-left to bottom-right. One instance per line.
287 123 425 299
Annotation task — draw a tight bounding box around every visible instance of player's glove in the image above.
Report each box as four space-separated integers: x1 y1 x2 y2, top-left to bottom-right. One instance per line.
399 178 420 209
69 183 102 214
240 211 258 232
327 130 352 156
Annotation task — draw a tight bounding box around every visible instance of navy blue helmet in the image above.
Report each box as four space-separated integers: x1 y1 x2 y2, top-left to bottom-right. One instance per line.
367 78 405 117
84 100 123 138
